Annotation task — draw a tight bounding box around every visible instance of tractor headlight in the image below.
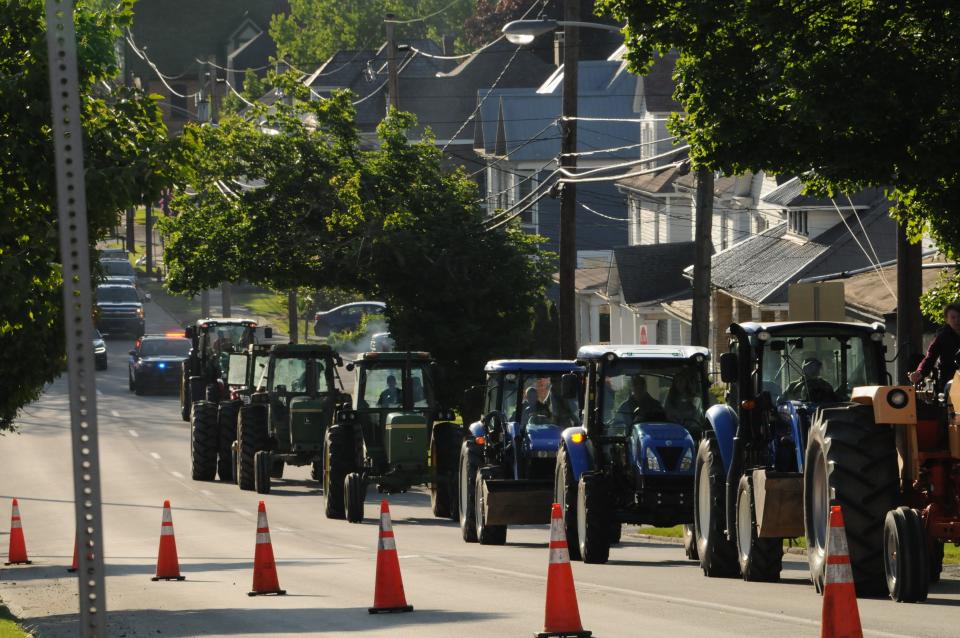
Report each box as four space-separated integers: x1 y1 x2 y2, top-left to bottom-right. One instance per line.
645 447 661 471
887 389 909 409
136 307 145 319
679 448 694 472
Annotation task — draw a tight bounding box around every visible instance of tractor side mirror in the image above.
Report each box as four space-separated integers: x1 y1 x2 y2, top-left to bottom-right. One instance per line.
483 411 505 439
560 373 579 399
769 340 785 352
462 385 484 425
719 352 738 383
184 326 195 339
264 327 273 339
128 349 137 356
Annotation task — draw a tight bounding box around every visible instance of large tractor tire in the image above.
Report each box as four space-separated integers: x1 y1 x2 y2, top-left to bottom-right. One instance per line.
179 368 191 421
682 524 699 561
217 400 241 483
430 423 462 520
459 442 481 542
475 477 507 545
577 473 611 564
694 436 739 578
190 401 219 481
187 375 205 420
254 450 272 495
883 506 929 602
804 403 899 596
735 475 783 582
237 404 269 491
324 426 353 520
345 472 365 524
554 444 581 560
930 540 945 584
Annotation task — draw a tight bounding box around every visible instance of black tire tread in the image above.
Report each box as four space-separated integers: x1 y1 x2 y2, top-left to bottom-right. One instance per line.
190 401 219 481
324 425 353 519
555 445 582 561
254 450 271 494
736 475 782 582
459 442 480 542
694 436 739 577
238 404 269 491
217 400 241 483
579 473 610 564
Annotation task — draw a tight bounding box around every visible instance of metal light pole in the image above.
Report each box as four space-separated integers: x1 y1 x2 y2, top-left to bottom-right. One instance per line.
558 0 579 359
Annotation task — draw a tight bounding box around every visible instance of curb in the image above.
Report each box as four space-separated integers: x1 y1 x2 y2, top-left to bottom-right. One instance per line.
630 532 807 555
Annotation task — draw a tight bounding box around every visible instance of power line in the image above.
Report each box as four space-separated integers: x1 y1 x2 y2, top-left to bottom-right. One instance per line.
125 31 203 99
409 36 504 60
384 0 465 24
556 146 690 180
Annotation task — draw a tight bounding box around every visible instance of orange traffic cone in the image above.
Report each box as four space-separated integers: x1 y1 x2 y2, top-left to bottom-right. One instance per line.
68 534 78 573
5 498 31 565
536 503 591 638
152 500 185 581
248 500 286 596
821 505 863 638
368 500 413 614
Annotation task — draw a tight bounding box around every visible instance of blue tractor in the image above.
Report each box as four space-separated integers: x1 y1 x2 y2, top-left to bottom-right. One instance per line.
555 345 711 563
696 321 890 585
459 360 585 544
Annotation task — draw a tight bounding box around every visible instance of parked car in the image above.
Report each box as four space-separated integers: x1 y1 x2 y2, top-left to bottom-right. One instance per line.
93 329 108 370
129 334 191 395
95 284 145 337
313 301 386 337
99 258 137 286
98 248 129 260
370 332 395 352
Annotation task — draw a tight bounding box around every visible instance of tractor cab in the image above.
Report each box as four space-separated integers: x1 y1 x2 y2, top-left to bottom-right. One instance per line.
225 343 272 401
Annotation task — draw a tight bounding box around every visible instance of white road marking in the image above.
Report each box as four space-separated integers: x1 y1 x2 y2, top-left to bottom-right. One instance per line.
128 429 138 437
273 526 294 533
170 471 184 479
233 508 252 517
200 489 213 497
149 452 161 460
111 410 121 418
340 543 366 551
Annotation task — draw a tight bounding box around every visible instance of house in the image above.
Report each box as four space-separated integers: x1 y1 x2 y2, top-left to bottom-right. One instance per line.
127 0 289 133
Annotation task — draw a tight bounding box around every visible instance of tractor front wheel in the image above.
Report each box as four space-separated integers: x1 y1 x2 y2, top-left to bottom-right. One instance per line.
254 450 271 495
459 442 480 542
883 507 929 602
179 369 190 421
190 401 219 481
238 404 269 491
217 400 241 483
345 472 365 523
430 424 462 520
577 473 610 564
694 436 739 577
324 426 352 520
554 444 581 560
735 475 782 582
682 524 698 561
475 478 506 545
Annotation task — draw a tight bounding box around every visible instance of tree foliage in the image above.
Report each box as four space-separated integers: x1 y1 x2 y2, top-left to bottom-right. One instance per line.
0 0 174 430
162 81 555 406
270 0 477 68
598 1 960 259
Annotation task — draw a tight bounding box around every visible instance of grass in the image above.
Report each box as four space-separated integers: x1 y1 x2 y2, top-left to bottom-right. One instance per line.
637 525 960 564
141 280 200 327
0 603 28 638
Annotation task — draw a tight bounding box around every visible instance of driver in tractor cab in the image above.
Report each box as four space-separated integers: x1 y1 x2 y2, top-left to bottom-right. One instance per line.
515 386 550 426
377 374 402 407
616 375 665 424
784 357 837 403
665 370 705 433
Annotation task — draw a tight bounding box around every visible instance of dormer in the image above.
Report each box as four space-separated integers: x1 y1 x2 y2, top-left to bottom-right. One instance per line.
762 177 873 243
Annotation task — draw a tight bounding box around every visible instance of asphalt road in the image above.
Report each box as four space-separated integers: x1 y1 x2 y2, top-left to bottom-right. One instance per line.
2 305 960 637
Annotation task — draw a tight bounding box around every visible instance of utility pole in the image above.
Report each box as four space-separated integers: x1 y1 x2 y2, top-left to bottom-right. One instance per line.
144 200 153 277
123 38 135 254
209 66 231 318
691 167 714 347
896 223 923 383
288 291 299 343
385 14 400 110
558 0 580 359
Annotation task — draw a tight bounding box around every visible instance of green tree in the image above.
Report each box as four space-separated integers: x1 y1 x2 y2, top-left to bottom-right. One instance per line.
598 1 960 254
162 86 554 407
0 0 175 430
270 0 475 68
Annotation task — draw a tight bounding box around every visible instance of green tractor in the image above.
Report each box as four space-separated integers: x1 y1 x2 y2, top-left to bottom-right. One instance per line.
234 344 349 494
324 352 462 523
213 344 273 483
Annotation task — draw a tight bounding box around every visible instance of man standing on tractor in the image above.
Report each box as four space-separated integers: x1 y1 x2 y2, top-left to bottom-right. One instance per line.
615 375 664 424
784 357 837 403
377 374 402 407
909 301 960 389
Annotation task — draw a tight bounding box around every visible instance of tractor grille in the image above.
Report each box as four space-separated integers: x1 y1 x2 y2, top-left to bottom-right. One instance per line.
656 446 683 471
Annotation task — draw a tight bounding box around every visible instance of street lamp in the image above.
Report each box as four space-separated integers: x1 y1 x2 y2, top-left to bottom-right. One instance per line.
502 8 622 358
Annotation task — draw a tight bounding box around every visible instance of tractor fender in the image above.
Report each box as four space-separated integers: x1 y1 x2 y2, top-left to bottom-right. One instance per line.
705 404 738 474
560 426 592 481
467 419 485 439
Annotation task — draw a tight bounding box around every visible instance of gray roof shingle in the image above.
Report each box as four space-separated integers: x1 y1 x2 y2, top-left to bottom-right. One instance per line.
609 242 696 304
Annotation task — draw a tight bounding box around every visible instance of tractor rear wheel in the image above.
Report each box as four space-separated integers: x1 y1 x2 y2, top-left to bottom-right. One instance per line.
475 478 506 545
735 475 782 582
577 473 610 564
179 369 190 421
458 442 480 542
930 540 944 584
311 460 322 482
430 423 462 520
324 426 352 520
238 404 269 491
608 523 622 545
694 436 739 577
804 403 899 596
217 400 241 483
190 401 219 481
683 524 699 561
254 450 271 495
883 506 929 602
345 472 365 523
554 444 581 560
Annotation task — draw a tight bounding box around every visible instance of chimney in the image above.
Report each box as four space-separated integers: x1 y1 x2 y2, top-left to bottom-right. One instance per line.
554 31 565 67
442 34 456 56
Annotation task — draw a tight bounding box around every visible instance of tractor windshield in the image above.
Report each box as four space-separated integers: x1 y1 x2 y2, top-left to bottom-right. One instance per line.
227 354 248 386
601 359 708 435
359 362 435 410
759 333 883 403
205 324 254 356
504 372 580 429
269 356 331 394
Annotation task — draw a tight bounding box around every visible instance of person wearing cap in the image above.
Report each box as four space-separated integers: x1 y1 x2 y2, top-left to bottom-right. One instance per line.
784 357 837 402
909 302 960 389
377 374 402 407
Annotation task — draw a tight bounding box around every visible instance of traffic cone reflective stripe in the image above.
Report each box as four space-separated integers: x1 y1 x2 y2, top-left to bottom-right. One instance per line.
821 506 863 638
249 500 285 596
152 500 185 581
369 500 413 614
536 503 591 638
5 498 31 565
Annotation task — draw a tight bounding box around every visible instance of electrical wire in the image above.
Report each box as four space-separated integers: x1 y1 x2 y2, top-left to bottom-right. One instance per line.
486 188 556 231
126 32 202 98
441 46 521 152
561 116 672 123
409 36 505 60
846 192 893 293
557 146 690 180
578 201 629 222
384 0 464 24
560 135 678 157
483 170 560 227
350 51 419 106
830 197 897 301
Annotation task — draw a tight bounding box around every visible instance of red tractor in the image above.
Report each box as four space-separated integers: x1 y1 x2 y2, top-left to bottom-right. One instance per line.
803 379 960 601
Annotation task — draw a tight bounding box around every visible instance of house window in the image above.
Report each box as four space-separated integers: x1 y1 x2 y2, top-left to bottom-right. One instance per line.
755 213 768 234
789 210 809 236
515 170 538 230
